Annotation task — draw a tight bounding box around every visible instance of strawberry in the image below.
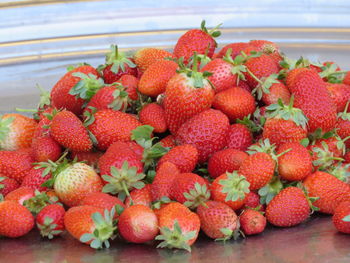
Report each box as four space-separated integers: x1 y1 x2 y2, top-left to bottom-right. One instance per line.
226 123 253 151
33 117 51 139
50 65 101 115
287 69 337 133
134 48 175 73
80 192 125 212
239 209 266 235
173 20 220 63
170 173 210 209
266 187 311 227
36 203 65 239
175 109 229 163
344 71 350 85
258 78 291 106
119 74 139 101
217 42 256 59
159 135 177 148
163 57 215 135
326 83 350 112
139 103 167 133
88 109 142 151
157 144 198 173
332 201 350 234
249 40 279 53
0 150 34 182
151 161 180 202
31 136 62 162
238 152 275 190
4 186 35 205
210 171 250 211
244 191 264 210
101 45 137 84
197 200 239 240
277 142 312 181
50 110 92 152
0 176 19 197
156 202 200 251
303 171 350 214
0 113 37 150
125 184 152 208
344 151 350 163
70 151 103 167
262 97 308 147
53 162 103 207
118 204 158 243
244 54 279 89
207 148 248 179
125 141 144 160
212 87 256 122
138 60 178 97
64 205 116 249
21 167 51 192
0 200 34 238
85 84 129 112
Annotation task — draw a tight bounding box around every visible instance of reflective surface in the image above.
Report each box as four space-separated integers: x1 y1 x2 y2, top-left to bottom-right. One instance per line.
0 215 349 263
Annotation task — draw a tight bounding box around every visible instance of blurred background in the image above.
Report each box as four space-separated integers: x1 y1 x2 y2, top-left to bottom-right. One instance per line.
0 0 350 110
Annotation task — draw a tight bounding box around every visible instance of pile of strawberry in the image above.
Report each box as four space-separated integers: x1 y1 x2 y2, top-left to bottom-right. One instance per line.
1 21 350 251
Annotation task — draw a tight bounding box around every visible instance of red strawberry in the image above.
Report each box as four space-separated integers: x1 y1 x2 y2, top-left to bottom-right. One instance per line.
332 201 350 234
118 204 158 243
303 171 350 214
151 161 180 202
266 187 310 227
33 117 51 139
249 40 279 53
244 54 279 89
0 176 19 197
262 98 308 147
156 202 200 251
138 60 178 97
173 20 220 63
239 209 266 235
51 65 101 115
125 184 152 208
88 109 142 150
210 171 250 211
102 45 137 84
134 48 175 73
0 113 37 151
64 205 116 249
287 69 337 133
36 204 65 239
344 71 350 85
239 152 275 190
217 42 256 59
31 136 62 162
157 144 198 173
50 110 92 152
139 103 167 133
70 151 103 167
80 192 125 212
0 200 34 238
125 141 144 160
164 60 215 135
21 167 51 192
344 151 350 163
226 123 253 151
0 150 34 183
170 173 210 209
277 142 312 181
326 83 350 112
207 148 248 179
212 87 256 122
5 186 35 205
244 191 264 210
175 109 229 163
197 200 239 239
260 80 291 106
159 135 177 148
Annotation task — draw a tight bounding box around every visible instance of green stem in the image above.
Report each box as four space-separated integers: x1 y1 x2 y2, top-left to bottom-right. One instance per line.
121 181 130 197
246 68 262 85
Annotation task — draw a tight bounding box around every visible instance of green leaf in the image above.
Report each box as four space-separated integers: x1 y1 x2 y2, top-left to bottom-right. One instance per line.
342 215 350 222
80 233 93 243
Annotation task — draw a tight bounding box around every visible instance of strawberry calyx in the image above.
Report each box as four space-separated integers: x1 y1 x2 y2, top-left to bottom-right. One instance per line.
37 215 63 239
338 101 350 121
237 115 263 133
102 161 146 201
0 115 14 143
216 225 244 242
247 138 276 156
311 141 344 170
319 62 346 83
326 162 350 182
222 48 248 85
69 72 104 101
252 74 280 100
103 44 136 74
23 190 58 215
79 207 117 249
258 176 283 205
0 177 4 190
66 62 91 72
200 20 222 39
108 84 129 111
219 171 250 202
280 56 322 70
298 183 319 213
342 215 350 222
183 182 210 209
156 220 196 252
266 96 308 130
152 196 172 210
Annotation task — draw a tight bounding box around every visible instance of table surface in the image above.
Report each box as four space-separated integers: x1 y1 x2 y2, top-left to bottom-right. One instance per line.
0 215 349 263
